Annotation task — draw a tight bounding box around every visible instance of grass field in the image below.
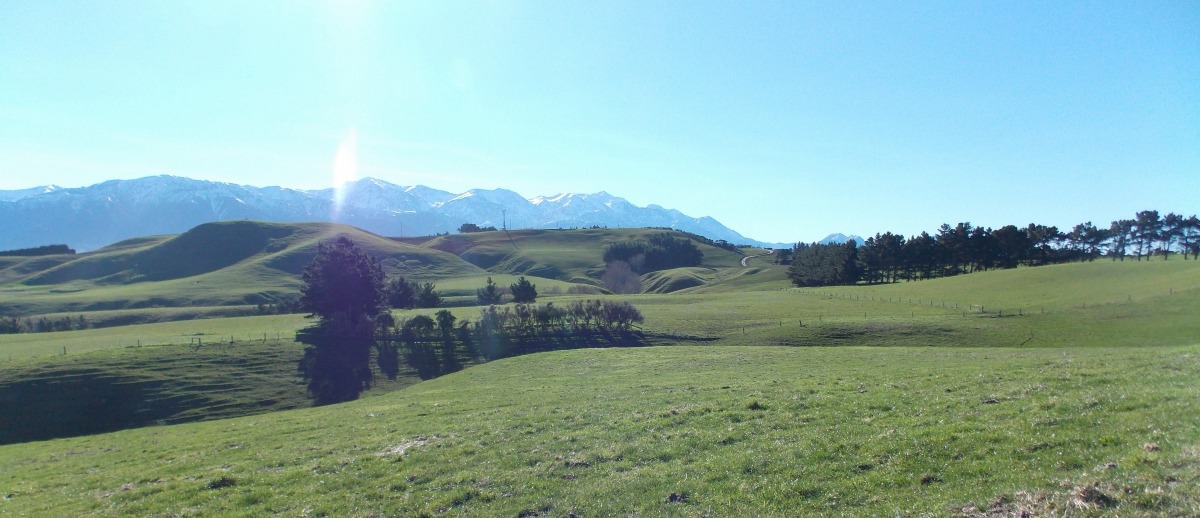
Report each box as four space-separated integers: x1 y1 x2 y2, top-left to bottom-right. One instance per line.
0 314 309 359
1 345 1196 516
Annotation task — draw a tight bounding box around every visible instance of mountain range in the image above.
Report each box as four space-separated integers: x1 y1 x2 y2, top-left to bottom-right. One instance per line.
0 175 826 252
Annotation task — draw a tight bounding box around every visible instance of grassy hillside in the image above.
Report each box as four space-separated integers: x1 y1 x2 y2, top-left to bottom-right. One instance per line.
0 223 758 319
0 221 484 318
425 228 748 289
0 337 430 445
1 345 1196 516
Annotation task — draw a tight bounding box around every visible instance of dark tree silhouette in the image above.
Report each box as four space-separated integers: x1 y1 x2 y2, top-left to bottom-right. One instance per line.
300 237 386 330
509 276 538 303
787 241 858 287
1133 210 1161 260
386 276 418 309
415 282 442 308
476 276 503 305
297 237 386 405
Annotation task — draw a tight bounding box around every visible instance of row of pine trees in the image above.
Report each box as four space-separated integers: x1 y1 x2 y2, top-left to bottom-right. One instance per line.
787 210 1199 287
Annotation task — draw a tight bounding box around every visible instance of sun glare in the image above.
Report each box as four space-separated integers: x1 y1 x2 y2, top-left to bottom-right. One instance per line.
331 130 358 219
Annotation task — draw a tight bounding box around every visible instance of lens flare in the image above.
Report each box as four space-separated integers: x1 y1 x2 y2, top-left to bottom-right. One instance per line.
331 130 358 219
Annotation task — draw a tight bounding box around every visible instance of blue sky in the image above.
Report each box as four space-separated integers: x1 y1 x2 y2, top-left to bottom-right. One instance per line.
1 1 1196 243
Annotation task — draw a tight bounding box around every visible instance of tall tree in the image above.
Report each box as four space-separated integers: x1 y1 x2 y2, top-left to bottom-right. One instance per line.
509 276 538 303
476 276 504 305
1025 224 1061 266
1179 215 1200 260
992 225 1028 269
968 226 997 272
872 232 905 283
1108 219 1134 261
297 237 386 405
386 276 418 309
415 282 442 308
1133 210 1161 260
300 237 386 332
1161 213 1184 260
1070 221 1108 262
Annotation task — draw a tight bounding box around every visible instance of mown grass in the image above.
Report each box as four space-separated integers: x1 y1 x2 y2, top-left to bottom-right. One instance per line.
1 345 1196 516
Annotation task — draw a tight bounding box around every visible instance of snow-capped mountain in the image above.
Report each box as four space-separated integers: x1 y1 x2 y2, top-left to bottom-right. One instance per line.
818 233 864 246
0 175 789 252
0 185 63 202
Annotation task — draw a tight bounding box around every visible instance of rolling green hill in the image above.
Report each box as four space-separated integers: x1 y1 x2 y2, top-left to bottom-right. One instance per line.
0 223 764 320
0 222 484 319
425 228 749 286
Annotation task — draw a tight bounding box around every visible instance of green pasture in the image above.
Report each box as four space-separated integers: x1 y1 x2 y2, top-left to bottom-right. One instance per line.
0 314 309 360
1 345 1196 516
0 337 428 445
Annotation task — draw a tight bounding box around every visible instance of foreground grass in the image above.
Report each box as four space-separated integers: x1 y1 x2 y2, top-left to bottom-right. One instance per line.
2 345 1197 516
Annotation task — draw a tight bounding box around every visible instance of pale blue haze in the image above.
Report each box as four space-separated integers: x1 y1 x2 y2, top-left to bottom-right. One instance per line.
1 1 1196 243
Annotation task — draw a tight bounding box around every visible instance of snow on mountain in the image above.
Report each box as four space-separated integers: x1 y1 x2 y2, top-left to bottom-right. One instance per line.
0 175 780 251
0 185 61 202
818 233 864 245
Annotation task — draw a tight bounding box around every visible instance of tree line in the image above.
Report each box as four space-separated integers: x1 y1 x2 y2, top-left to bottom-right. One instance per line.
0 315 89 334
375 300 645 381
788 210 1200 287
0 244 76 257
296 237 645 404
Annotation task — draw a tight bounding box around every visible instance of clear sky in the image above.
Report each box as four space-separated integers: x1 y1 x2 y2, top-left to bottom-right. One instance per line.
1 1 1197 244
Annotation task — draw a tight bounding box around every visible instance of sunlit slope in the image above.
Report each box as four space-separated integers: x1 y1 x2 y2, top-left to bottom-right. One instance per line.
2 345 1195 516
632 259 1200 348
843 259 1200 312
0 221 484 317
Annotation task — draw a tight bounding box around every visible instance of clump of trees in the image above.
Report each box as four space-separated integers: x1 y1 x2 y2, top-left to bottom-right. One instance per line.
509 276 537 303
386 276 442 309
787 241 860 287
603 233 704 274
0 315 89 334
787 210 1200 287
458 223 498 233
0 244 76 257
476 276 504 305
375 299 646 379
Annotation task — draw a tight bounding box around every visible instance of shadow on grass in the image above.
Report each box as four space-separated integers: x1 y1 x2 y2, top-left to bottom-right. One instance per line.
0 370 174 445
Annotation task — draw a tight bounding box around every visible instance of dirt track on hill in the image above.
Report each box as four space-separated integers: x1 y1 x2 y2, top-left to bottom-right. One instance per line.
741 249 774 267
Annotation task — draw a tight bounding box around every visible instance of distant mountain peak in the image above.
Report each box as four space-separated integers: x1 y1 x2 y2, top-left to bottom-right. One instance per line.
818 233 864 245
